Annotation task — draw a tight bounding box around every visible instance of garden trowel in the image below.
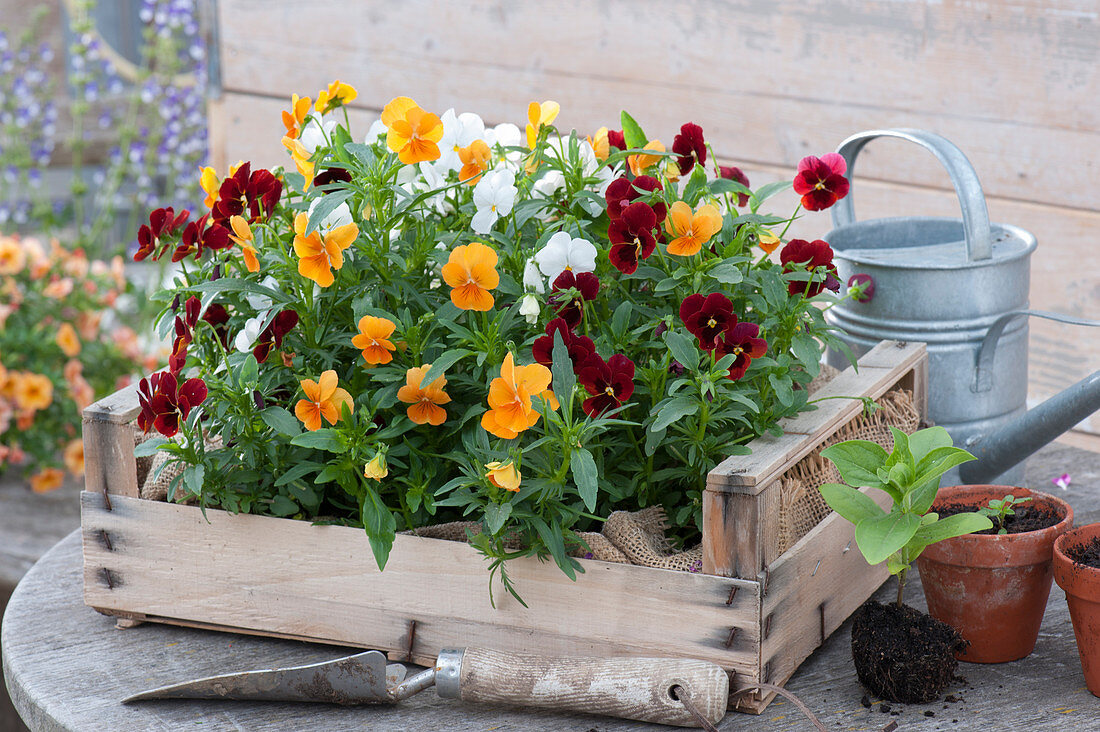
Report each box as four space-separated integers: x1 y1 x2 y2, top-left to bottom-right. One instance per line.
123 646 730 728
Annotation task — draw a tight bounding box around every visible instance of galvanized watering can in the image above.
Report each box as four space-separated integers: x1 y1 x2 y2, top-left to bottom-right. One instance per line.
823 129 1100 485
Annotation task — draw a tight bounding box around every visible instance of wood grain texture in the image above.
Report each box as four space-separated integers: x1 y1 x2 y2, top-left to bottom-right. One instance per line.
80 492 762 681
456 647 729 727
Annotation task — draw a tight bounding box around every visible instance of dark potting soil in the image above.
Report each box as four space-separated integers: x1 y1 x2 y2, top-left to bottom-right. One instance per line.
851 600 966 704
1065 536 1100 569
934 501 1062 535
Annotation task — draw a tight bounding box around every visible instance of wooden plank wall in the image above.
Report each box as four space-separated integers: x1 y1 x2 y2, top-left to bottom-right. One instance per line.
210 0 1100 435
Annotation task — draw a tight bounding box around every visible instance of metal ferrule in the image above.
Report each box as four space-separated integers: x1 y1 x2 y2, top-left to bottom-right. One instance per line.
434 648 464 699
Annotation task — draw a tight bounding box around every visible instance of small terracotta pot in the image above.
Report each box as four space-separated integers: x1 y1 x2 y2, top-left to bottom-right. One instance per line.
1054 523 1100 696
915 484 1073 663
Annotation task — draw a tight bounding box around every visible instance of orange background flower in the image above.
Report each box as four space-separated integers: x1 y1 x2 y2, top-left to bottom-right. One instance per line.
397 365 451 426
481 352 552 439
63 438 85 476
13 372 53 412
441 241 499 311
352 315 397 365
30 467 65 493
229 215 260 272
294 370 354 431
56 323 81 357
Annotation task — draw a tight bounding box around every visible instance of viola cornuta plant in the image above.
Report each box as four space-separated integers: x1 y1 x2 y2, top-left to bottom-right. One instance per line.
132 82 864 594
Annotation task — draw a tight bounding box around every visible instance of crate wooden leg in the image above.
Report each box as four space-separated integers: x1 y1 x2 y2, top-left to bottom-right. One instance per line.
702 486 780 578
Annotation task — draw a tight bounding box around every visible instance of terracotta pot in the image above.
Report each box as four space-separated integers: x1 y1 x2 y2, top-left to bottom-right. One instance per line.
1054 523 1100 696
915 484 1073 663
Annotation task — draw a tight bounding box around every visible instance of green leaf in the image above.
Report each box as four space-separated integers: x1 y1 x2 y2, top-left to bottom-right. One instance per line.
360 487 397 571
306 190 354 235
821 440 889 489
664 330 699 370
420 349 473 391
261 406 302 437
644 425 666 456
790 334 822 372
910 512 993 553
911 446 976 491
654 277 679 293
551 331 576 424
182 277 293 304
274 462 322 486
611 302 632 337
819 483 886 525
708 262 744 285
750 181 793 210
907 426 953 463
484 502 512 535
290 429 343 452
570 448 599 512
652 397 699 433
620 110 647 149
134 436 167 458
238 354 259 387
182 463 205 498
532 517 576 581
855 511 922 566
269 495 299 517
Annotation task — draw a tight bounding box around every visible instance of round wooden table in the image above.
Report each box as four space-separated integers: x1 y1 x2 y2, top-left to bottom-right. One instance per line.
5 443 1100 731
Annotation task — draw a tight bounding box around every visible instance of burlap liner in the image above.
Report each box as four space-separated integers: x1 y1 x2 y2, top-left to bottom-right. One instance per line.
136 362 919 574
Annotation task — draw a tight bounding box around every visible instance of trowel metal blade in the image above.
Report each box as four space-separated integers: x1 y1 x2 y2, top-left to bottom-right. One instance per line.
122 650 407 705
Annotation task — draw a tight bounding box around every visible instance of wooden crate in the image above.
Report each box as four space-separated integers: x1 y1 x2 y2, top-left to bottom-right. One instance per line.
80 340 926 714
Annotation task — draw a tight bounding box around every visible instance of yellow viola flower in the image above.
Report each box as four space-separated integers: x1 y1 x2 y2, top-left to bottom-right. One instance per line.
441 242 499 311
292 213 357 287
294 370 354 432
587 126 610 161
665 201 723 256
381 96 444 165
485 460 521 492
364 452 388 482
397 365 451 426
229 215 260 272
316 80 357 114
526 100 560 148
282 94 312 139
758 229 781 254
56 323 81 357
282 136 315 191
481 352 552 439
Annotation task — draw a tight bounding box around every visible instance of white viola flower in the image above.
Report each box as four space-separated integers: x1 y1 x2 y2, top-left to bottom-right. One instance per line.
234 314 265 353
471 168 517 234
299 117 338 155
364 118 387 143
519 294 541 325
545 134 599 178
485 122 521 148
534 231 597 282
396 163 453 218
245 275 281 312
435 109 487 173
523 260 545 294
307 197 354 234
532 170 565 199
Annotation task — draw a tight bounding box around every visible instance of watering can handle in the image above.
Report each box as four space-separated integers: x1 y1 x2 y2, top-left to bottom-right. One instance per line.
831 128 993 262
974 309 1100 392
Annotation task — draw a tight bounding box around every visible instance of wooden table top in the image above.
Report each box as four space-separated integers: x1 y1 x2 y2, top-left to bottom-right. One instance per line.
4 442 1100 731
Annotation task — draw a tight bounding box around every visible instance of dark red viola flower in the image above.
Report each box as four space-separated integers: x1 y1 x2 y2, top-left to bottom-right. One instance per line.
550 271 600 329
202 303 231 348
184 296 201 329
137 370 208 437
135 207 190 261
168 316 191 375
604 175 666 222
313 167 353 191
792 153 849 212
608 201 659 274
173 215 231 262
781 239 840 297
719 165 751 207
607 129 626 151
532 317 595 370
252 309 299 364
577 353 636 417
211 163 283 224
672 122 707 176
679 293 735 350
847 273 875 303
717 321 768 381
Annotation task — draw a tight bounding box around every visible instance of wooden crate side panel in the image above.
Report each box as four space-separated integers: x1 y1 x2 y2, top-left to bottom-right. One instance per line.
758 488 893 689
81 493 762 678
82 383 141 500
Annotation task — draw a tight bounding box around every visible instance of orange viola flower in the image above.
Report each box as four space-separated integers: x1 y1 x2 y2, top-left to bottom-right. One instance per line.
381 96 444 165
628 139 665 176
397 365 451 426
665 201 723 256
587 126 610 161
294 370 354 432
352 315 397 365
481 352 552 439
56 323 81 357
316 80 357 114
457 140 492 185
13 372 53 412
281 94 312 139
229 215 260 272
758 229 781 254
63 438 84 477
30 467 65 494
0 236 26 275
282 136 315 191
485 460 521 492
526 100 560 148
441 241 499 311
292 212 358 287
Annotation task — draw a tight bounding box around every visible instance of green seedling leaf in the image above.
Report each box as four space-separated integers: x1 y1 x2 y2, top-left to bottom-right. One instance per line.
911 446 976 492
821 440 889 489
855 511 922 566
269 495 299 517
819 483 887 525
907 425 953 462
360 487 397 571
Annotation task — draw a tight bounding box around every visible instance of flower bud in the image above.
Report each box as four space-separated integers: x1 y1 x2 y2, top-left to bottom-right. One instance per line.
253 390 265 410
847 273 875 303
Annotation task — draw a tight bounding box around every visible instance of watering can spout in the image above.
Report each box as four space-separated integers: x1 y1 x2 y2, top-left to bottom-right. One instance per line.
958 369 1100 485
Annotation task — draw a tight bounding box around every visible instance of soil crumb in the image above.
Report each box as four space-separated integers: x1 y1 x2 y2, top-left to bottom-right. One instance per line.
851 600 966 703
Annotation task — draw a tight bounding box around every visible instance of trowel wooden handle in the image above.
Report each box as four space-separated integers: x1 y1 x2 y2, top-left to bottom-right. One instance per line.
440 646 729 728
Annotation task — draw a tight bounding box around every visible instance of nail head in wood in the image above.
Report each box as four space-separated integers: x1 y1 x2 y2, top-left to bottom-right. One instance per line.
100 530 113 552
763 613 773 640
723 627 738 648
819 603 826 644
403 619 417 662
725 586 738 605
102 485 112 512
101 567 115 590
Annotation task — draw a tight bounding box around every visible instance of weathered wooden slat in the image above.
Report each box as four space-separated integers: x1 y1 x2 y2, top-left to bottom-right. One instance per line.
82 383 141 500
81 492 762 679
214 0 1100 210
